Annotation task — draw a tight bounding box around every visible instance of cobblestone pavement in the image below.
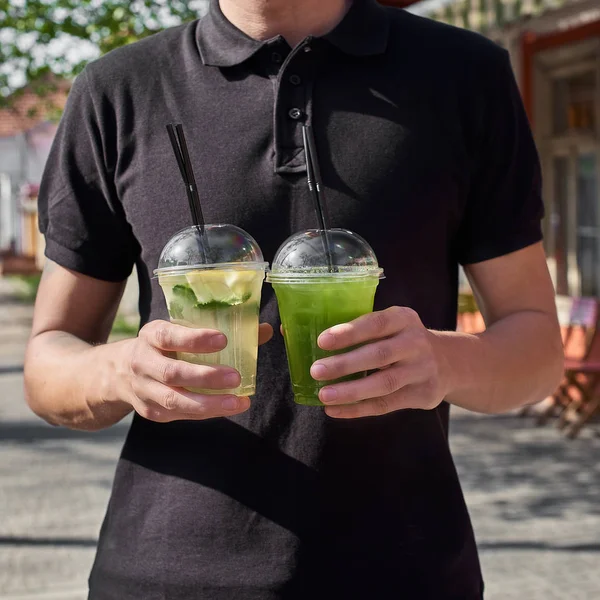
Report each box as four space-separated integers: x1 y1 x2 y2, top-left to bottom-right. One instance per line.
1 282 599 599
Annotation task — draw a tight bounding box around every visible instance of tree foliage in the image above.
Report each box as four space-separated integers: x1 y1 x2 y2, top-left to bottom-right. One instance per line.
0 0 208 103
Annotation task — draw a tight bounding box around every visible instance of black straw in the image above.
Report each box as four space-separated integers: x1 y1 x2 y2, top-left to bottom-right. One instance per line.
303 127 323 231
166 123 205 231
302 123 334 272
304 124 331 228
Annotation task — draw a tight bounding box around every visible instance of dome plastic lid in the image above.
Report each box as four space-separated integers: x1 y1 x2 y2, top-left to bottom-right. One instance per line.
267 229 383 282
154 224 267 276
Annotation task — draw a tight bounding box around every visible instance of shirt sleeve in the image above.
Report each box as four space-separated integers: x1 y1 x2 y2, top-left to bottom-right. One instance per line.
456 49 544 266
38 68 139 282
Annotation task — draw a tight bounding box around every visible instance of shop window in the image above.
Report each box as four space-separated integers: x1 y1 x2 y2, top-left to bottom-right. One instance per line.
552 71 596 135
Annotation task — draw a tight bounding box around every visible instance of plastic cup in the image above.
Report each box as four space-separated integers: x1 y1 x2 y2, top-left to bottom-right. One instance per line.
267 229 383 406
154 225 267 396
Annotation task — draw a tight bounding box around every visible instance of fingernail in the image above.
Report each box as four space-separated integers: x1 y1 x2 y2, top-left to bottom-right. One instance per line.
325 406 342 417
311 363 328 380
221 396 239 411
224 372 240 387
211 334 227 349
320 387 338 403
318 333 336 349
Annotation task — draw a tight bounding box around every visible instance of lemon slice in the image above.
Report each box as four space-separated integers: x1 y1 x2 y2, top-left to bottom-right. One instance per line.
185 270 256 305
223 270 259 296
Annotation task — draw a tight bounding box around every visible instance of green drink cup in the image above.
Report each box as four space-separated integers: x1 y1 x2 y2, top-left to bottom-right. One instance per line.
154 224 267 396
267 229 384 406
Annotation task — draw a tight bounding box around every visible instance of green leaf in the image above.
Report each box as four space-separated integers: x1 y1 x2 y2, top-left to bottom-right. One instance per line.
194 291 252 310
168 300 184 320
0 0 209 103
172 284 198 305
194 300 238 310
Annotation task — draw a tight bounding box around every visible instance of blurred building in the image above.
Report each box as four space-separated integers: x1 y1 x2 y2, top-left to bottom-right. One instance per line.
399 0 600 298
0 79 68 274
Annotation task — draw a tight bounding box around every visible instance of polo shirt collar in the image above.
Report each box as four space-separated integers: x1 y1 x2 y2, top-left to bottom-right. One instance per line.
198 0 390 67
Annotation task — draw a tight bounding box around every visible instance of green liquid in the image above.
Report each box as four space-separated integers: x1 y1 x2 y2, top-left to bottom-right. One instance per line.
272 277 379 405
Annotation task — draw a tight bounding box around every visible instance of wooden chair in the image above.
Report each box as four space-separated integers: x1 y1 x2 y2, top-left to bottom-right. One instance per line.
555 309 600 438
532 296 598 425
459 293 600 437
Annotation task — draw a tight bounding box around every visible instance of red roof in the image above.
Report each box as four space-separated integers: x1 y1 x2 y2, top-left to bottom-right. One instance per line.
0 78 70 138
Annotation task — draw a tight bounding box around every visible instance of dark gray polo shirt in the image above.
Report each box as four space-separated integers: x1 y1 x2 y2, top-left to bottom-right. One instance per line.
38 0 543 598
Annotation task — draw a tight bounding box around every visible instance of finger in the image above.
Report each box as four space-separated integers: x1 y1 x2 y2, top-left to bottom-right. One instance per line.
141 320 227 354
318 306 419 351
133 398 204 423
324 385 424 419
311 332 419 381
134 397 251 422
258 323 274 346
318 364 427 405
139 354 241 390
135 381 250 420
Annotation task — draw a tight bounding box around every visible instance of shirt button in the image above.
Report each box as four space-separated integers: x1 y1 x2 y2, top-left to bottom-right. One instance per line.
271 52 282 63
289 74 301 85
288 108 304 120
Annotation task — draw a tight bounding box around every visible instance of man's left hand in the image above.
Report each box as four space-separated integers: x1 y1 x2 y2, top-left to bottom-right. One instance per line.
310 306 450 419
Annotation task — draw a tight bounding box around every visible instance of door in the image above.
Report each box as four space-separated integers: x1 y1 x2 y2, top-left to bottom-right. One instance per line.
548 145 600 297
536 39 600 297
576 150 600 296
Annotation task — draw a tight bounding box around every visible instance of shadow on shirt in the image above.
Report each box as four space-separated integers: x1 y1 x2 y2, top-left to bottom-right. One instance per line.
121 414 321 539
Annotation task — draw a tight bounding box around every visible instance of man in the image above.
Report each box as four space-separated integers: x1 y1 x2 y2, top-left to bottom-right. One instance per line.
25 0 563 597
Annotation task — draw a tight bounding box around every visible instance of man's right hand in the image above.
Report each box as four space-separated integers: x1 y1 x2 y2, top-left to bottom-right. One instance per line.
114 320 272 423
25 263 274 431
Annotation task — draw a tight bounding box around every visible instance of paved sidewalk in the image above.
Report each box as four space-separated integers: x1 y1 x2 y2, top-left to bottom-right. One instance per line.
450 410 600 600
1 282 599 599
0 279 129 599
